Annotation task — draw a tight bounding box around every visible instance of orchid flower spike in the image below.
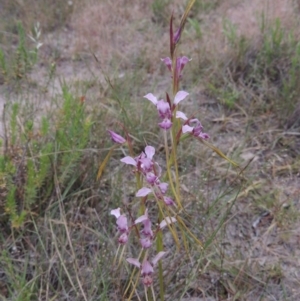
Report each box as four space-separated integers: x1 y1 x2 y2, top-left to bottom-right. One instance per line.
182 118 210 139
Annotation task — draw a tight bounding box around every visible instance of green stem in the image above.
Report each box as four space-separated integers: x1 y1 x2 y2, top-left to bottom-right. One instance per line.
156 209 164 301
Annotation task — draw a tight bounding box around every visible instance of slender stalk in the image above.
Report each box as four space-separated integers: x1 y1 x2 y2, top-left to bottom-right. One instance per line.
156 208 164 301
164 129 181 208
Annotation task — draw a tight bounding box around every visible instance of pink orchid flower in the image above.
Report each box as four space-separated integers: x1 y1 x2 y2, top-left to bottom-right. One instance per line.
163 196 175 206
144 91 189 130
176 113 209 140
182 118 209 139
121 146 155 173
161 56 191 80
135 210 154 248
110 208 129 245
127 252 166 287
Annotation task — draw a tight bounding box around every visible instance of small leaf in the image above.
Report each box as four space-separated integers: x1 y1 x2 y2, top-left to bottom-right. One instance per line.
97 146 115 180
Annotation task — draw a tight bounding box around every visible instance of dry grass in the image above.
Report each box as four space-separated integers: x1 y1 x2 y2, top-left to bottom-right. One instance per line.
0 0 300 300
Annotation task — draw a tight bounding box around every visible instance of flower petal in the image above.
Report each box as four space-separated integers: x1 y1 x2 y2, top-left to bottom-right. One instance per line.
161 57 172 72
127 258 141 268
174 91 189 105
199 132 210 139
116 215 128 232
151 251 166 266
158 119 172 130
118 232 129 244
163 196 175 206
135 214 149 225
145 146 155 159
141 260 154 275
136 187 152 197
120 156 137 166
158 182 168 194
110 208 121 218
144 93 158 105
146 172 157 185
156 100 171 119
182 125 193 133
160 217 177 229
177 56 191 73
140 237 152 249
107 130 126 144
176 111 188 120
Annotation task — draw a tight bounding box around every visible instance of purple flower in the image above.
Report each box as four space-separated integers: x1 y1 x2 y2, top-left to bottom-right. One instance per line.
158 118 172 130
163 196 175 206
140 237 152 249
136 187 152 197
144 91 188 130
107 130 126 144
146 172 158 185
110 208 128 233
110 208 129 245
161 56 191 80
116 215 128 233
176 56 191 76
160 57 172 72
120 146 156 174
144 145 155 159
144 94 173 130
177 113 210 139
140 157 153 173
135 210 154 249
182 118 209 139
173 27 181 44
118 232 129 244
127 252 166 287
159 216 177 229
158 182 168 194
156 100 172 119
135 210 154 238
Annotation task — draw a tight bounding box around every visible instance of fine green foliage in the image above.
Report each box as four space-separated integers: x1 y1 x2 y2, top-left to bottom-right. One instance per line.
1 86 92 229
0 22 41 84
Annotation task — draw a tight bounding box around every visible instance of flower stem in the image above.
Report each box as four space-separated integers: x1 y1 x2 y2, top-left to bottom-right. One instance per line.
156 209 164 301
